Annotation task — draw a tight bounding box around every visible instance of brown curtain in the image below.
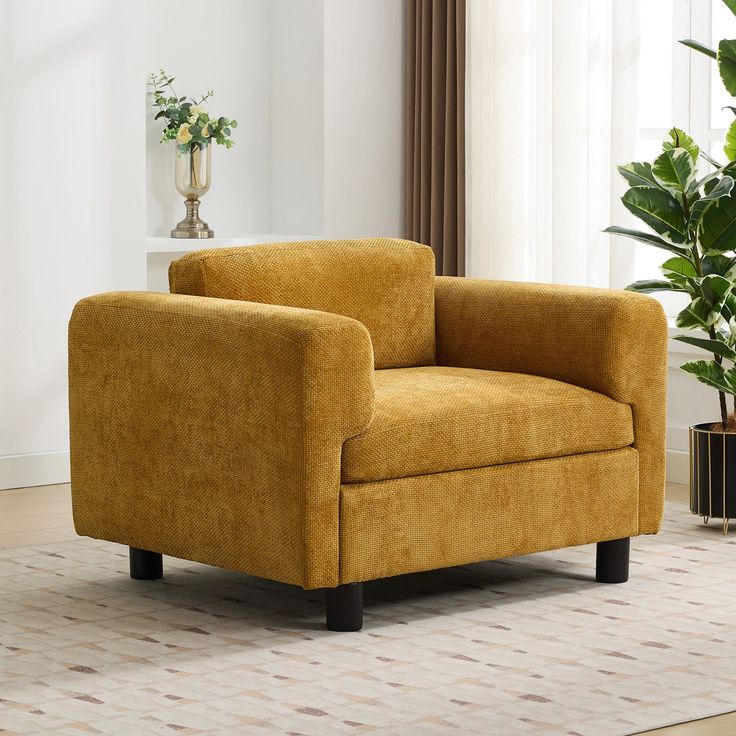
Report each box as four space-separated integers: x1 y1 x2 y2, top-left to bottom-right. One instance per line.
405 0 466 276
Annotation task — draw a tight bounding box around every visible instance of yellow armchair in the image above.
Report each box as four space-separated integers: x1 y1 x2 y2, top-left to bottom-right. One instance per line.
68 238 667 631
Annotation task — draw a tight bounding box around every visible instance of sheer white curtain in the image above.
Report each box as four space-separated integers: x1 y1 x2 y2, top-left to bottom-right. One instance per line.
466 0 641 287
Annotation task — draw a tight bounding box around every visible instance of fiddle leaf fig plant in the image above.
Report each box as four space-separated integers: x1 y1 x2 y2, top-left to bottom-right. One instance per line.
605 128 736 430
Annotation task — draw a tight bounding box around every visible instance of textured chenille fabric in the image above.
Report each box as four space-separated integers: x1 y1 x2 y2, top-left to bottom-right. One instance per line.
68 243 668 593
434 277 668 535
339 448 640 583
68 292 375 589
341 366 634 483
168 238 436 369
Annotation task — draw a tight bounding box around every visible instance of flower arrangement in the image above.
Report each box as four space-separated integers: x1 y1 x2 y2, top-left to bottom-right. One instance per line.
148 69 238 152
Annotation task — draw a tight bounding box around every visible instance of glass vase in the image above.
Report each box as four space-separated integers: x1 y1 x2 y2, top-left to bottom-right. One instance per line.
171 142 214 238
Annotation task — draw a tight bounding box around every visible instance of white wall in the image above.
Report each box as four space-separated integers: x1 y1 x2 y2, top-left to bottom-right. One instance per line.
2 0 406 490
145 0 271 238
323 0 404 238
0 0 146 489
270 0 325 235
269 0 404 238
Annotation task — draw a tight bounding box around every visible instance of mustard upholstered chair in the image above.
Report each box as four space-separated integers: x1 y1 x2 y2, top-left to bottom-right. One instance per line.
68 238 668 631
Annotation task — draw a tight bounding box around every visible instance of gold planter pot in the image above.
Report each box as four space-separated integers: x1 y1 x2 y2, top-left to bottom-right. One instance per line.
689 423 736 534
171 142 213 239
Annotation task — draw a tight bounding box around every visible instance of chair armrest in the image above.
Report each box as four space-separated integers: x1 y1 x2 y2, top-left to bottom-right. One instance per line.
435 276 668 534
68 291 375 589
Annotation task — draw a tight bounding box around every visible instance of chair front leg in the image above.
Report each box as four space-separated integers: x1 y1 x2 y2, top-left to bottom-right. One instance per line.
129 547 163 580
595 538 630 583
326 583 363 631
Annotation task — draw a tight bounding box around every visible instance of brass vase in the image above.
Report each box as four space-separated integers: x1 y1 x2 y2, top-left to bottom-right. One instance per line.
171 142 213 238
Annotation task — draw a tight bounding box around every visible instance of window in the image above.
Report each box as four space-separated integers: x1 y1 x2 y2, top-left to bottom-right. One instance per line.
635 0 736 314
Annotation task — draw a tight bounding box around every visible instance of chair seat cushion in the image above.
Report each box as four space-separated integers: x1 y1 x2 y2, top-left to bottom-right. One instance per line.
341 366 634 483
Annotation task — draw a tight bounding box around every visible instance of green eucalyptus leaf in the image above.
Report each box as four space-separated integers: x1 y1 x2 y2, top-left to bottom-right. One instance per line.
625 279 688 293
621 186 688 243
700 188 736 252
602 226 689 256
719 39 736 96
674 335 736 360
652 147 695 191
688 175 735 229
664 127 700 162
679 38 718 59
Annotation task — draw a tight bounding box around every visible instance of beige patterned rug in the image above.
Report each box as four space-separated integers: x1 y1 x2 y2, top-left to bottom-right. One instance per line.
1 501 735 736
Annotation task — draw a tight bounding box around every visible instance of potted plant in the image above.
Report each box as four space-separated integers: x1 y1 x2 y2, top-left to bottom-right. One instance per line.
605 127 736 532
148 70 238 239
606 1 736 534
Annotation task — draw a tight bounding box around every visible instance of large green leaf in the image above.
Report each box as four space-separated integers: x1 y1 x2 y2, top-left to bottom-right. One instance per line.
719 40 736 96
602 226 689 256
617 161 661 188
661 257 698 292
702 253 736 277
681 360 736 396
661 256 697 278
679 38 718 59
725 119 736 161
724 0 736 17
701 274 733 306
663 128 700 162
652 147 695 191
689 161 734 196
621 186 688 243
687 175 735 229
673 335 736 361
625 279 688 293
677 298 721 329
700 188 736 252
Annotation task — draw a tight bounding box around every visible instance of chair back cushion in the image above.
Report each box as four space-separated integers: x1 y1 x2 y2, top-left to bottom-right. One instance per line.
169 238 436 369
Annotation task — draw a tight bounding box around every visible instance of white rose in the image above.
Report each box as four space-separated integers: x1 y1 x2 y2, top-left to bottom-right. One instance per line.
189 104 206 118
188 115 197 125
176 123 193 144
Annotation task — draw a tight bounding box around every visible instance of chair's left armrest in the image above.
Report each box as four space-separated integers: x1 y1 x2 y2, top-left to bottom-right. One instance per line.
68 291 375 589
435 276 669 534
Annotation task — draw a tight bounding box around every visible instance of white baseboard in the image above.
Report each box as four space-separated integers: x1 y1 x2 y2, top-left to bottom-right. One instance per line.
0 451 70 490
666 448 689 486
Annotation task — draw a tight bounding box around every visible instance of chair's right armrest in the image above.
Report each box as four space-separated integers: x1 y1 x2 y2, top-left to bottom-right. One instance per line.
68 291 375 589
435 276 668 535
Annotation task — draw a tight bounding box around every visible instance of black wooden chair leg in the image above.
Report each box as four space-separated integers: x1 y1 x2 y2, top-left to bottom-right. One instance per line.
129 547 163 580
595 537 630 583
326 583 363 631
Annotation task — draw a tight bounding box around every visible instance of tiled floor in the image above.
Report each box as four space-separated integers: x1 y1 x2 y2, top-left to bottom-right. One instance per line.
0 480 733 736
